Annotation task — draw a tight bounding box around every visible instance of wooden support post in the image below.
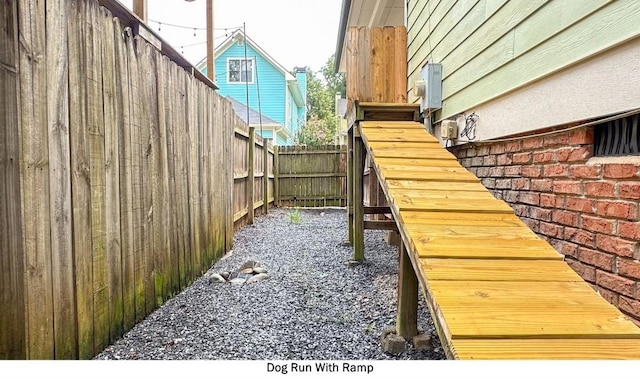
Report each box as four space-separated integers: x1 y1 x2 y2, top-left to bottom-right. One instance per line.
274 145 279 207
132 0 147 22
353 125 365 261
263 138 269 214
247 126 255 224
347 126 354 244
205 0 214 81
396 243 418 340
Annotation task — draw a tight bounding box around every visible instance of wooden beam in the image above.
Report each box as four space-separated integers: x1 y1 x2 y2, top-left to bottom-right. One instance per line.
206 0 214 81
263 138 269 214
353 125 366 261
247 126 255 224
274 145 279 207
132 0 147 22
397 243 418 340
364 220 398 231
347 126 354 244
364 206 391 215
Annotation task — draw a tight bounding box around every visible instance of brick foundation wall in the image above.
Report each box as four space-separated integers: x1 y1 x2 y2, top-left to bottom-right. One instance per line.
449 127 640 324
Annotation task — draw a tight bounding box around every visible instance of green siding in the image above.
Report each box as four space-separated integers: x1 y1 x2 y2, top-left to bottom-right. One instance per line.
407 0 640 120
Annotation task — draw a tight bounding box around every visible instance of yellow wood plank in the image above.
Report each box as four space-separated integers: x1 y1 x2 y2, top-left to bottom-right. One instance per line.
388 180 489 192
382 169 479 182
421 259 584 281
364 133 440 143
399 211 527 227
360 122 425 130
367 141 444 150
408 226 540 241
412 239 562 260
396 196 513 213
428 280 640 339
371 148 458 160
452 339 640 360
394 188 500 200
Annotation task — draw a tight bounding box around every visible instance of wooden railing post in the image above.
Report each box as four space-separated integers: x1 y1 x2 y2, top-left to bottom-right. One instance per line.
263 138 270 214
353 124 365 261
274 145 279 207
397 242 418 339
347 127 354 244
247 126 255 224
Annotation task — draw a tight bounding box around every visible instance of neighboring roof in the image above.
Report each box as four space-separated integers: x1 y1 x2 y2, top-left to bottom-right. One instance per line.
197 30 295 82
228 97 280 126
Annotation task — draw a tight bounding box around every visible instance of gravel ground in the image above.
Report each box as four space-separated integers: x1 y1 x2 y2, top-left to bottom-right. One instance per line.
94 207 445 360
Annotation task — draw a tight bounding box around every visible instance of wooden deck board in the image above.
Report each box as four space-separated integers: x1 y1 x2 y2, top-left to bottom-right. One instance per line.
421 258 583 281
428 280 640 339
356 115 640 359
452 339 640 359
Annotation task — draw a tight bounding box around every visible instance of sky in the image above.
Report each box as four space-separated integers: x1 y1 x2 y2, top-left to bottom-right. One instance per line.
117 0 343 73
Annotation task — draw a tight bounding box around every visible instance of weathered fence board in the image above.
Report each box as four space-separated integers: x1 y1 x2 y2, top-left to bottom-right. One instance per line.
277 145 348 207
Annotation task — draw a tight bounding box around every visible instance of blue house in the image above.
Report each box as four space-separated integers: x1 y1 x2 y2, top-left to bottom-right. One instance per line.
198 30 307 145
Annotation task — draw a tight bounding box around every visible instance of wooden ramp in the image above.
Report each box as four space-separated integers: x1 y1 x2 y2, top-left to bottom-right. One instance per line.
350 105 640 359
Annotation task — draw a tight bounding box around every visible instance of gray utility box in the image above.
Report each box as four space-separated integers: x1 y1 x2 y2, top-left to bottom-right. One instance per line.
419 63 442 112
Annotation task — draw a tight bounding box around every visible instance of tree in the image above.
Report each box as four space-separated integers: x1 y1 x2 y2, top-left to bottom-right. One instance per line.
296 55 346 146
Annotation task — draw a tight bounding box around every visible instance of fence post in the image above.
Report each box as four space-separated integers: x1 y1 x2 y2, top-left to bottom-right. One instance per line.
274 145 279 207
263 138 270 214
247 126 255 224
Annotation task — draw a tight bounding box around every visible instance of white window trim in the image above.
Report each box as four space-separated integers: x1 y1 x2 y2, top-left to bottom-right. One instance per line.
226 57 255 85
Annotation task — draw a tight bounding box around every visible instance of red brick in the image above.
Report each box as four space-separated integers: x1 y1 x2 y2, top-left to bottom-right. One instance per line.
504 141 521 153
539 222 563 239
471 156 484 166
466 147 477 157
496 154 512 166
559 242 579 258
504 166 521 177
557 147 592 163
489 167 505 177
512 152 532 164
540 194 565 208
531 207 552 221
584 181 615 198
596 270 635 297
580 215 615 234
489 144 506 155
619 296 640 319
596 234 636 258
552 180 582 195
552 210 579 226
565 227 595 248
544 133 570 147
619 221 640 240
597 287 619 306
477 145 490 156
531 179 553 192
520 192 540 206
495 179 512 189
533 151 556 164
521 217 539 231
476 167 490 177
512 178 530 191
603 164 640 179
569 165 601 179
521 165 542 178
566 258 595 282
504 191 519 203
578 248 614 271
523 137 544 150
483 154 497 166
460 158 473 167
543 164 569 178
512 204 529 217
596 200 637 220
481 178 496 189
568 128 594 145
618 258 640 280
618 182 640 200
494 191 505 201
565 197 593 213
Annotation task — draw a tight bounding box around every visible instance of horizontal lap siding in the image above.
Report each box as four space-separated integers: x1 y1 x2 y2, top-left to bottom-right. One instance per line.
407 0 640 119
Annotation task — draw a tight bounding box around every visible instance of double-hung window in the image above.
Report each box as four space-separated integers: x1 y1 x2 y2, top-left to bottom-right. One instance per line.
228 58 254 84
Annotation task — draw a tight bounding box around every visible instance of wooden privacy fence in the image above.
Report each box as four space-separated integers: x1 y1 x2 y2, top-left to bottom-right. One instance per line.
276 145 348 207
0 0 239 360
